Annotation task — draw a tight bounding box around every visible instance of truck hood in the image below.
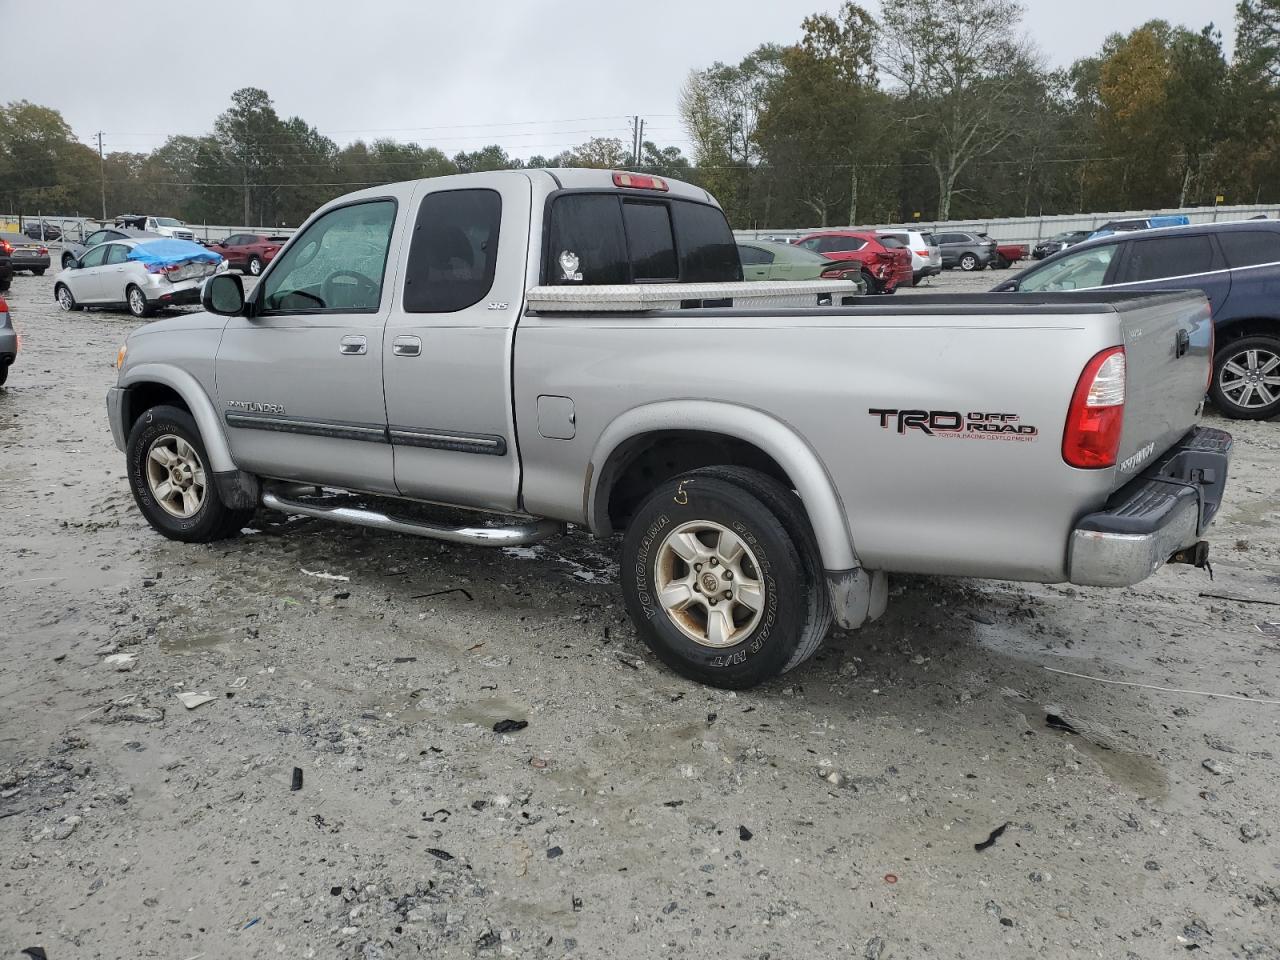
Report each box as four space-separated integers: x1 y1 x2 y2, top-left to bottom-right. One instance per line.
129 310 228 338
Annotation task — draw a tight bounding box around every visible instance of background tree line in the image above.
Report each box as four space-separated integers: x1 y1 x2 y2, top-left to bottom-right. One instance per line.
2 0 1279 230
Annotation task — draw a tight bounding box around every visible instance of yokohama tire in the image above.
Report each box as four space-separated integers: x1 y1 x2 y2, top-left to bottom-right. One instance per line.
126 404 254 542
621 470 828 689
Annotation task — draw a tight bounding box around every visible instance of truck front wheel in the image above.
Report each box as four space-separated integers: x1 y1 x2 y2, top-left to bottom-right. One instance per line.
621 469 831 689
126 404 255 542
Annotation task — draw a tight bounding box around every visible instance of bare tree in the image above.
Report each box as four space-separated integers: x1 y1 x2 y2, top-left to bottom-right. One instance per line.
876 0 1040 219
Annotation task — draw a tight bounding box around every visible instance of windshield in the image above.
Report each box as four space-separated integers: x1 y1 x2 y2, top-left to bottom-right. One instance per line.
153 217 184 227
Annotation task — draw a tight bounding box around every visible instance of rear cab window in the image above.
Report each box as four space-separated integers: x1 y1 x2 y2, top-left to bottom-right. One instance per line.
545 192 741 284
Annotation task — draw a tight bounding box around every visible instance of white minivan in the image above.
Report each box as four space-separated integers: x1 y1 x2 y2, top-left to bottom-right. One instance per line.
877 229 941 285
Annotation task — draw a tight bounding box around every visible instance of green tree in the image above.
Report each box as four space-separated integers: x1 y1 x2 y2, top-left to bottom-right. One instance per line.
0 101 100 215
755 3 895 227
566 136 627 168
876 0 1041 219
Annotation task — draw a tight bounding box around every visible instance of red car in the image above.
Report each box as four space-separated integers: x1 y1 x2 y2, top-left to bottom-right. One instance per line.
795 231 914 293
210 233 290 276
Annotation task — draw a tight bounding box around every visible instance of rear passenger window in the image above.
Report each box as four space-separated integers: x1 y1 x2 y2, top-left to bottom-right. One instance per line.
1120 235 1215 283
670 201 741 282
738 245 773 265
622 201 677 280
404 189 502 313
1216 230 1280 268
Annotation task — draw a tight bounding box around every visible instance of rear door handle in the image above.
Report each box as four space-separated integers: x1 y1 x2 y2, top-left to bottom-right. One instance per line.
339 335 367 356
393 336 422 357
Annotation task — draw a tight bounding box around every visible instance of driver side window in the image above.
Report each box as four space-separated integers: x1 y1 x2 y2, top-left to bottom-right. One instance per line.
1018 244 1117 293
260 200 396 314
80 244 110 268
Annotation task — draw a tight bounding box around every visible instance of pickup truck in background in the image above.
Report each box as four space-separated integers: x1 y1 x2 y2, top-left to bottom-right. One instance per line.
107 169 1232 689
990 241 1028 270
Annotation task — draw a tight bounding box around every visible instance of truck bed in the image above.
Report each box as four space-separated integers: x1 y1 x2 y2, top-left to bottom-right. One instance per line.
516 290 1213 582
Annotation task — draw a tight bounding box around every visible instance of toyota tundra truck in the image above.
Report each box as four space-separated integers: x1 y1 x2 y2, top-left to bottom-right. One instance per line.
106 169 1232 689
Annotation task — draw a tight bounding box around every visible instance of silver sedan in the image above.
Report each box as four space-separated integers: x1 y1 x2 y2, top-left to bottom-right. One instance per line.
53 239 224 318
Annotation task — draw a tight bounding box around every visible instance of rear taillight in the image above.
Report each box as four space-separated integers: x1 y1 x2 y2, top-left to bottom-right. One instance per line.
38 246 48 256
146 263 180 275
1063 346 1126 469
612 172 668 191
914 249 929 257
0 240 11 255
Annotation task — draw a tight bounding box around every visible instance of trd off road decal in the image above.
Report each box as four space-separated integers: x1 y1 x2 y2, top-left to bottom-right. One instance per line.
869 408 1039 442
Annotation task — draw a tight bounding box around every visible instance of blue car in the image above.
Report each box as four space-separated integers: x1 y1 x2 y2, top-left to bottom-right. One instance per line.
993 219 1280 420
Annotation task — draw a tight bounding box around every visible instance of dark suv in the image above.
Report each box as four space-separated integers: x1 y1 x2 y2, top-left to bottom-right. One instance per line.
933 231 997 271
994 220 1280 420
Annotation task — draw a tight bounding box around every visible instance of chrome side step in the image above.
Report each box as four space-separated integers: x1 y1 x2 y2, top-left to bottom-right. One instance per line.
261 488 563 547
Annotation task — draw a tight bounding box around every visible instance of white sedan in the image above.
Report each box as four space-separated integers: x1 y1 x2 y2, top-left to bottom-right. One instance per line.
53 238 224 318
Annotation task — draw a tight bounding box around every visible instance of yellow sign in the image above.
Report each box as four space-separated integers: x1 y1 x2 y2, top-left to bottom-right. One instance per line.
912 211 921 219
1216 195 1225 203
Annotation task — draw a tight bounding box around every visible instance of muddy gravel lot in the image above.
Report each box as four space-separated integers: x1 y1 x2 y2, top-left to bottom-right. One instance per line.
1 264 1278 960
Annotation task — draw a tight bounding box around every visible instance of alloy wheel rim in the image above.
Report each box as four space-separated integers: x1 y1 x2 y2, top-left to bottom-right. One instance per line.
144 434 206 518
130 290 145 315
250 258 261 275
58 288 72 310
1220 348 1280 409
654 520 765 649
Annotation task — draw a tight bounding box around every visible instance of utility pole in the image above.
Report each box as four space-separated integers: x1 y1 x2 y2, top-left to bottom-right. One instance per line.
631 116 640 167
97 132 106 221
638 118 644 167
243 163 251 228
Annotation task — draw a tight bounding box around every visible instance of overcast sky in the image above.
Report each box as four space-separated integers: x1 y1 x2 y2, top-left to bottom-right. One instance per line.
0 0 1241 160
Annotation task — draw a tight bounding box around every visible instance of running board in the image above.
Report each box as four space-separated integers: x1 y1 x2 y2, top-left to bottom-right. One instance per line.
261 488 563 547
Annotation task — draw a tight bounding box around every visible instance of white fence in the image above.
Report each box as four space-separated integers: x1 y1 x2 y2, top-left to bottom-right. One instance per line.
735 202 1280 246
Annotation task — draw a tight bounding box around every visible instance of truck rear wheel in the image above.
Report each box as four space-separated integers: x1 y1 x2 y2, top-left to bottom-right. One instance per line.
621 470 831 689
1211 335 1280 420
126 404 254 542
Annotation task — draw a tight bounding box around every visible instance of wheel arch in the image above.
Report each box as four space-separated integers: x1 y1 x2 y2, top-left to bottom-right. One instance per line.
587 401 858 571
1213 315 1280 344
119 364 235 472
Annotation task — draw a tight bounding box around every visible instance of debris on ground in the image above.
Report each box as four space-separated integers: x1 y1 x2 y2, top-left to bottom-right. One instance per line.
492 719 528 734
301 568 350 582
290 767 304 791
974 822 1010 852
175 692 216 710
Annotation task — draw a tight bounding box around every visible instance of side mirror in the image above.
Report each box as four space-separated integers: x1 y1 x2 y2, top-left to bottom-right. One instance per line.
67 257 80 270
203 273 247 316
993 281 1018 293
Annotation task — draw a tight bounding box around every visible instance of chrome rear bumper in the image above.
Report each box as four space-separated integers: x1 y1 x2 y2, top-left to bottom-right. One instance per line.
1068 426 1232 587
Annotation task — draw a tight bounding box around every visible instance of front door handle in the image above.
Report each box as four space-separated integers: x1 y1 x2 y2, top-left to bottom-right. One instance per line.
339 335 367 356
393 336 422 357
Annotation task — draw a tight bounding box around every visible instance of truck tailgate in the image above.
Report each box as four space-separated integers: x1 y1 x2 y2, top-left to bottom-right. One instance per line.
1112 292 1212 487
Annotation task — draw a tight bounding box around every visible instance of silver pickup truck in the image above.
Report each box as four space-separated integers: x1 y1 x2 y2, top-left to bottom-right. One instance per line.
107 169 1232 689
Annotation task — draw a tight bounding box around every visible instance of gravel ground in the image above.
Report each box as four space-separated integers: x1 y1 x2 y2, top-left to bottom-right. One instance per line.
2 263 1279 960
